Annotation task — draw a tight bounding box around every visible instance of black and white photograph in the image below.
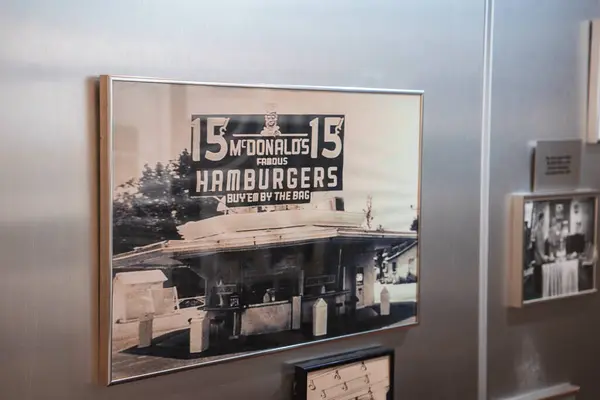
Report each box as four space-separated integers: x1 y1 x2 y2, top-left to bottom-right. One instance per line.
518 194 598 304
100 76 422 383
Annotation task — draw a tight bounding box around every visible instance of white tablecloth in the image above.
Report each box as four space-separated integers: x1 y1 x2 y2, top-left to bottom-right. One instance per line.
542 259 579 298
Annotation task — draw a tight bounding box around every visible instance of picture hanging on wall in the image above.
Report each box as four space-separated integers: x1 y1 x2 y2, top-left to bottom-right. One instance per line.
508 190 599 308
587 19 600 143
293 347 394 400
99 75 423 384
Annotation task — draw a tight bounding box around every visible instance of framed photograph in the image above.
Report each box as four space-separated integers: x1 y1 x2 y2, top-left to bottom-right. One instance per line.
508 190 599 307
587 19 600 143
293 347 393 400
99 75 423 384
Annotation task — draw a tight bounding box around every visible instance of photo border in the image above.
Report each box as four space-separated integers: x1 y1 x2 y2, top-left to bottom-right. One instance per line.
508 190 600 308
99 75 424 385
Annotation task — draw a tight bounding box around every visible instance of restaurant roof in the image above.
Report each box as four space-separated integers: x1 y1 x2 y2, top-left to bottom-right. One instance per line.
112 210 416 267
384 240 418 262
176 209 366 240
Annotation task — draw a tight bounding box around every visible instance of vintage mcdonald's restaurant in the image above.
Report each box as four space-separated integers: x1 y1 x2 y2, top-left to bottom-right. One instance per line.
110 197 417 361
109 113 418 371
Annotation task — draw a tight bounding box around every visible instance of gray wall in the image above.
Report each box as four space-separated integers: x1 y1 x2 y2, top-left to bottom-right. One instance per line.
0 1 483 398
0 0 598 399
488 1 600 399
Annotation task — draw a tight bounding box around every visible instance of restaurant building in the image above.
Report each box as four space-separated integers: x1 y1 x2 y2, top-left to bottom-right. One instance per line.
112 199 416 350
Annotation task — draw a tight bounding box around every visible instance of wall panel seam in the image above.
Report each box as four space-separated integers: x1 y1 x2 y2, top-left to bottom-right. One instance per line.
479 0 495 399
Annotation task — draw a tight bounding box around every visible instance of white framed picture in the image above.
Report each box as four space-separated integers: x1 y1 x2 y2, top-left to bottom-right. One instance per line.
587 19 600 143
99 76 423 384
508 190 599 307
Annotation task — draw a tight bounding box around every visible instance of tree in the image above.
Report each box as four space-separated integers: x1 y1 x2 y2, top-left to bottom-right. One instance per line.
409 204 419 232
363 195 374 229
112 179 154 254
112 149 220 255
410 217 418 232
169 149 220 224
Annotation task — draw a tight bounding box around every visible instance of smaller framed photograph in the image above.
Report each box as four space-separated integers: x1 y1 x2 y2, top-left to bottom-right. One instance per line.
293 347 393 400
588 19 600 143
508 190 599 307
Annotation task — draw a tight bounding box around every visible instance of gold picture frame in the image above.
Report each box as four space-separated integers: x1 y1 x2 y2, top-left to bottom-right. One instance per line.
99 75 424 384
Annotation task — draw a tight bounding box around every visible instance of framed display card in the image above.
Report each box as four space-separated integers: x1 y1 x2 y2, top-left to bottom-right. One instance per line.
293 347 394 400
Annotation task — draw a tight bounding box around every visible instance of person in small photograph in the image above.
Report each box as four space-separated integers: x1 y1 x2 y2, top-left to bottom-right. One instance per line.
548 217 561 259
533 211 547 265
573 219 597 291
527 211 547 298
569 221 586 257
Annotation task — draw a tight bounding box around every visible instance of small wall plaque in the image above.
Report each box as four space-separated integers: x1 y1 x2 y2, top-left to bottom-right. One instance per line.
532 140 582 192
